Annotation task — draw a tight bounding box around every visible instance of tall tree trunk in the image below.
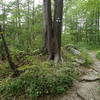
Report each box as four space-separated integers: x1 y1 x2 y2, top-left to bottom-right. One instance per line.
43 0 53 59
43 0 64 63
43 0 48 52
53 0 63 63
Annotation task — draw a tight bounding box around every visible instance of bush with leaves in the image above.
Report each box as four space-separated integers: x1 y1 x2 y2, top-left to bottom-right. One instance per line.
96 51 100 60
0 62 78 100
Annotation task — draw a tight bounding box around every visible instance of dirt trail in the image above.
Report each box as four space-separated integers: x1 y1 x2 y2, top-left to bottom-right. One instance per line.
89 51 100 73
39 51 100 100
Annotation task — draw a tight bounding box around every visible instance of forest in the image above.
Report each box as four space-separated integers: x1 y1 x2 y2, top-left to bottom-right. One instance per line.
0 0 100 100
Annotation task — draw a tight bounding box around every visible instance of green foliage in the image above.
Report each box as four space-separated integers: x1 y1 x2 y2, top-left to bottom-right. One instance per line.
79 48 93 67
32 35 43 50
0 61 11 80
76 42 100 50
0 63 78 100
0 0 99 100
63 0 100 46
82 53 93 67
62 33 74 46
96 51 100 60
63 44 93 67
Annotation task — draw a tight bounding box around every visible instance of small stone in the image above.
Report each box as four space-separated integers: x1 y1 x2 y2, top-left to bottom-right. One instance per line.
75 59 85 64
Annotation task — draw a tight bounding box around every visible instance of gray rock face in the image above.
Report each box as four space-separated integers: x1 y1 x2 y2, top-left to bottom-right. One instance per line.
75 59 85 65
80 69 100 81
77 82 100 100
65 44 81 55
70 48 81 55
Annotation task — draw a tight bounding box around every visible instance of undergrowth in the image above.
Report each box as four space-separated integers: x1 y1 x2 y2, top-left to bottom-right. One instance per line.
96 51 100 60
63 45 93 67
79 49 93 67
0 62 79 100
0 44 93 100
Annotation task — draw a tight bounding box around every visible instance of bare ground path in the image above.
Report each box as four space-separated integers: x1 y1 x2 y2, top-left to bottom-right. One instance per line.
39 51 100 100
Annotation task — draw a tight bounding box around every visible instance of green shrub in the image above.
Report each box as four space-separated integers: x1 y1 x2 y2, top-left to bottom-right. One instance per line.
63 45 93 67
79 49 93 67
82 53 93 67
0 63 78 100
96 51 100 60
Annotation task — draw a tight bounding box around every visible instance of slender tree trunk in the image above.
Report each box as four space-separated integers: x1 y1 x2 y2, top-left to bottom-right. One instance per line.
16 0 21 44
43 0 48 52
17 0 21 28
31 0 35 47
0 25 19 77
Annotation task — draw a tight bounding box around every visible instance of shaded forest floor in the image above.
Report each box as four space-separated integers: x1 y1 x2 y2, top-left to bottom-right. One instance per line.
39 51 100 100
0 48 100 100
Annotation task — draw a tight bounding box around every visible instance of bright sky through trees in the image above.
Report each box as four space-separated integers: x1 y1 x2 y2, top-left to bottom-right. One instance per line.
6 0 43 6
0 0 42 14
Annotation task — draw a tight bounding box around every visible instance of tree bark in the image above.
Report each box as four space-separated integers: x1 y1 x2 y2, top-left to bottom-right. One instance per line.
43 0 64 63
43 0 54 59
0 25 19 77
53 0 63 63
